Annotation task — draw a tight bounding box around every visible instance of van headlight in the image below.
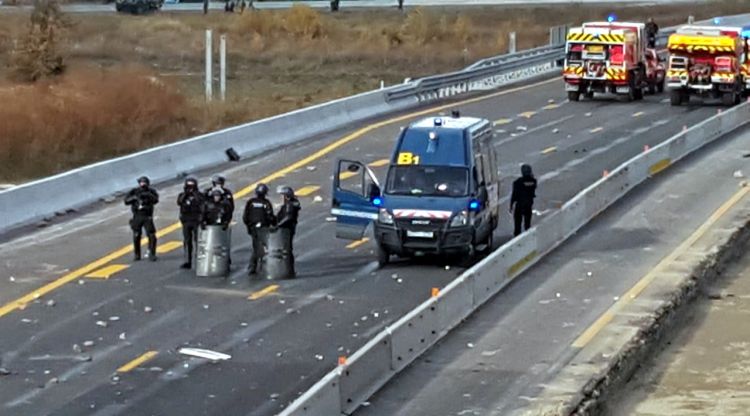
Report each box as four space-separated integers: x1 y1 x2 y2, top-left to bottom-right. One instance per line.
450 210 468 227
378 208 394 225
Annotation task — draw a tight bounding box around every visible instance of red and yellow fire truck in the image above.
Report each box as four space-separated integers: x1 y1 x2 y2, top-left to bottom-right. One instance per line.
666 25 745 106
563 21 655 101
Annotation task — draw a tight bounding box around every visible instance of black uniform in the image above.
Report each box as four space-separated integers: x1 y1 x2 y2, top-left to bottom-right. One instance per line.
204 186 235 217
510 174 537 237
645 21 659 48
202 198 233 228
242 196 275 274
124 186 159 260
177 187 203 268
277 196 301 275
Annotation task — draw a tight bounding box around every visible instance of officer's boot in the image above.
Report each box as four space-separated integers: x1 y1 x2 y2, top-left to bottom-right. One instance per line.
148 234 158 262
180 244 192 269
133 234 142 261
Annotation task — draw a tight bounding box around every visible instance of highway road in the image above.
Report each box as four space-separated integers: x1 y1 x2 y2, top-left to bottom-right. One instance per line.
0 0 701 14
355 121 750 415
0 76 726 415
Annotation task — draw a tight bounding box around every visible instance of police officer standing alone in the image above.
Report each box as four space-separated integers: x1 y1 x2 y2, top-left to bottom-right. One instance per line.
243 183 275 276
177 177 203 270
645 18 659 48
276 186 301 276
510 164 537 237
124 176 159 261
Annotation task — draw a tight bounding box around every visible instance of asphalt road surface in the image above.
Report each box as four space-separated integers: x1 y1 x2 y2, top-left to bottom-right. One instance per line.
0 77 726 415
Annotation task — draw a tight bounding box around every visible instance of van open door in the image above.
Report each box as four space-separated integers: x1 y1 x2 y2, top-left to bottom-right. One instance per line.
331 159 381 240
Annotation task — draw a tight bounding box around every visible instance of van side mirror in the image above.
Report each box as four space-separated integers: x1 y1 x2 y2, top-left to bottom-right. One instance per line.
367 183 381 200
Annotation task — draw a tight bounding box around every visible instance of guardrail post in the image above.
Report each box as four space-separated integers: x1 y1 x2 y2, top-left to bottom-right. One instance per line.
220 34 227 101
509 32 517 54
205 29 213 102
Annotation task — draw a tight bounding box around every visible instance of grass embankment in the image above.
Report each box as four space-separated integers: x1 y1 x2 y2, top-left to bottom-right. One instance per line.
1 0 749 181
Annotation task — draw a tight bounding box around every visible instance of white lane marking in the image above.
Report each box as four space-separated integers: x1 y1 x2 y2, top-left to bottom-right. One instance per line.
494 115 576 147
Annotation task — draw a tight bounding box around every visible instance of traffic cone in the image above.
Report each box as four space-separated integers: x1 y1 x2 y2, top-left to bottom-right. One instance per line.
338 356 347 366
431 287 440 297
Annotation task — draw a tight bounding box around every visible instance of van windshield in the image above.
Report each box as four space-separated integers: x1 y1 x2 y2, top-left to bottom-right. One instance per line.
385 166 469 197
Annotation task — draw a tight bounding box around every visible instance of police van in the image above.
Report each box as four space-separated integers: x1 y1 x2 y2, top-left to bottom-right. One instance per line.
331 113 500 266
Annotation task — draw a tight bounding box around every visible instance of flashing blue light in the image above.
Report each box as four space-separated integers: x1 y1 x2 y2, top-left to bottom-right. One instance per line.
607 13 617 23
469 200 481 211
714 17 722 25
373 197 383 207
743 30 750 39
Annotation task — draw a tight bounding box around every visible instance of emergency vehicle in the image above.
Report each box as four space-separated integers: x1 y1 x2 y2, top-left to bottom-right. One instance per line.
330 113 500 266
666 25 747 106
563 21 652 101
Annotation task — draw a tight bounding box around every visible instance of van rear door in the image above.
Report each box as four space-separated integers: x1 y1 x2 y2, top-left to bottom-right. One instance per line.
331 159 381 240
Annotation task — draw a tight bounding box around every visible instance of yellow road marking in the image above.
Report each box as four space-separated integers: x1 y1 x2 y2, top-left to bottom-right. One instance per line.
346 237 370 249
156 241 183 254
339 171 358 180
0 77 560 320
541 146 558 155
248 284 280 300
518 111 537 119
117 351 159 373
85 264 130 280
572 186 750 348
632 111 644 118
369 159 390 168
295 185 320 197
493 118 513 125
590 127 604 133
649 159 671 176
543 104 560 110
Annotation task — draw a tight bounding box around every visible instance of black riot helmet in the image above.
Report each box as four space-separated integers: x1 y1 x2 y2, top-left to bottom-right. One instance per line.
211 189 223 200
255 183 269 197
521 164 533 177
137 176 150 187
279 186 295 198
184 177 198 189
211 174 226 187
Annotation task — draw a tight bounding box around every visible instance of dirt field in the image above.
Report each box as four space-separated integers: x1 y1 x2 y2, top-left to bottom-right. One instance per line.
1 1 749 181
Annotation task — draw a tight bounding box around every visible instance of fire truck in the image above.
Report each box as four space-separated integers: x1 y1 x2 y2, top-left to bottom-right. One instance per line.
666 25 747 106
563 21 651 101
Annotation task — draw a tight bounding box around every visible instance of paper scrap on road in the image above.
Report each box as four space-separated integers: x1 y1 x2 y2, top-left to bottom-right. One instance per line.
178 348 231 361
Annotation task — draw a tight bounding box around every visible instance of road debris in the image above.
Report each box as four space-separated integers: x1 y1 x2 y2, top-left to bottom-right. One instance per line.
734 170 745 178
314 354 324 361
109 316 120 322
46 299 56 307
178 348 231 361
313 196 323 203
83 341 95 347
119 332 127 340
0 368 11 376
144 306 153 313
96 321 108 328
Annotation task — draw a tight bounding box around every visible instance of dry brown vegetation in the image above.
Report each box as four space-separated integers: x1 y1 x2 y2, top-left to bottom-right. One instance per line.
0 1 749 181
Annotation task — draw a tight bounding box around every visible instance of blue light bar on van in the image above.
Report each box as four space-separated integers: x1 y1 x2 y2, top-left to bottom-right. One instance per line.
469 200 481 211
607 13 616 23
713 17 722 25
742 30 750 38
372 197 383 207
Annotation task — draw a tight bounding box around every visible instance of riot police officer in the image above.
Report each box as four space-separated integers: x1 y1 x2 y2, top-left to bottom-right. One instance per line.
204 174 235 217
177 177 203 269
202 189 233 229
645 18 659 48
242 183 275 276
124 176 159 261
510 164 537 237
276 186 301 276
